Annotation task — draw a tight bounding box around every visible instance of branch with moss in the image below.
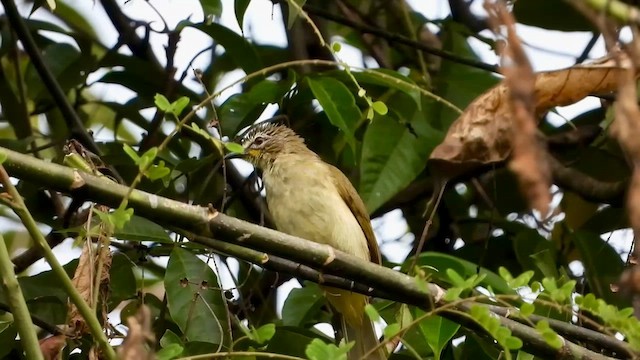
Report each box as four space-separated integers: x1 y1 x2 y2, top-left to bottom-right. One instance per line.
0 146 631 359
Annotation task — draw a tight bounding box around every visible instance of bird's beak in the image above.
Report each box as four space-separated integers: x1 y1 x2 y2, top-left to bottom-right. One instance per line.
223 151 245 160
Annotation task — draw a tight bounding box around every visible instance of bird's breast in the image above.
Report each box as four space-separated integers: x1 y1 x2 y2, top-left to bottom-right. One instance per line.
263 161 369 260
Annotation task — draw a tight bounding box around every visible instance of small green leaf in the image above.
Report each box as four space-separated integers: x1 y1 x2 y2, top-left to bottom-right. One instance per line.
111 204 134 230
446 268 466 287
520 302 535 317
383 323 401 339
443 287 463 301
372 101 388 115
147 161 171 181
305 338 352 360
252 323 276 345
224 142 245 154
505 336 523 350
331 41 342 52
123 143 140 163
171 96 190 115
139 147 159 170
154 94 171 112
364 304 380 322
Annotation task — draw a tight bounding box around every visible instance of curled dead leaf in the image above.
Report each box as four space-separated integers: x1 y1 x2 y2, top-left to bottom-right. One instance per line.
429 54 631 178
40 334 66 360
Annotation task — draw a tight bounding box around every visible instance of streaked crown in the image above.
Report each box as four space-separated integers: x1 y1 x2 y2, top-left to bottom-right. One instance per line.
238 122 309 169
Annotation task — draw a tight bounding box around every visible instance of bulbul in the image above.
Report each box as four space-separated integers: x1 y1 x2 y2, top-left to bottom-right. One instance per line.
239 122 386 360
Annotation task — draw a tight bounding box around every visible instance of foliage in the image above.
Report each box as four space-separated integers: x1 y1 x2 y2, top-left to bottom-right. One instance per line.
0 0 636 359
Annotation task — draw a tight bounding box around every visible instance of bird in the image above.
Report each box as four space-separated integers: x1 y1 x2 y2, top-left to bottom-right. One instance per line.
238 122 386 360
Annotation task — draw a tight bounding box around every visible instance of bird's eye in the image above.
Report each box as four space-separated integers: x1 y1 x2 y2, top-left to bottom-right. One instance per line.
252 136 266 148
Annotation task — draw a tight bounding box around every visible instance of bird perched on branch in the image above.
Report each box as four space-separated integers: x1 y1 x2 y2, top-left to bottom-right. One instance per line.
239 122 386 360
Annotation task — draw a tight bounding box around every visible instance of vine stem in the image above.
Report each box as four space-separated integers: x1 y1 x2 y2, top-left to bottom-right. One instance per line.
0 233 44 360
0 165 117 360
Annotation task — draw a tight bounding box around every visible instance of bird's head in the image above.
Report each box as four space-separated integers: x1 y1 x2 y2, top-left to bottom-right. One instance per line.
237 122 308 170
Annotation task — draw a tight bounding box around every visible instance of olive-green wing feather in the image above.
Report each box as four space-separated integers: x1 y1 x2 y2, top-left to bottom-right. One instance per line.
328 165 382 265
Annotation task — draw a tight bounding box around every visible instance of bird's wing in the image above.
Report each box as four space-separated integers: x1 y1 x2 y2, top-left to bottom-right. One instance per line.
328 164 382 265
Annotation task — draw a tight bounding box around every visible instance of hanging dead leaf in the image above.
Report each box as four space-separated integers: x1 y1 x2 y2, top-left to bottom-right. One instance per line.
40 334 66 360
117 306 155 360
429 53 632 178
68 235 112 335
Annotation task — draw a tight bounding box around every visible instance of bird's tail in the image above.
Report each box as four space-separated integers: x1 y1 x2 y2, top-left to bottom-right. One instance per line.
323 286 386 360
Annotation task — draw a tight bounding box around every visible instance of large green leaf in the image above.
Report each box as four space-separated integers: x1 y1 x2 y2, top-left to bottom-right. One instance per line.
164 247 230 346
281 282 324 326
360 93 443 213
200 0 222 18
308 76 360 150
513 229 557 279
219 75 295 136
114 215 172 243
573 231 626 307
513 0 594 31
187 22 263 74
234 0 251 32
417 312 460 360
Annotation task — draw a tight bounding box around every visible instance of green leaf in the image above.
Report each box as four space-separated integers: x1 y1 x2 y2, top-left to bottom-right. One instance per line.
360 92 443 213
0 152 6 164
305 339 352 360
164 247 230 346
160 330 184 349
408 253 514 295
200 0 222 19
123 143 141 163
219 76 295 136
364 304 381 322
513 0 593 31
234 0 251 31
251 323 276 345
372 101 388 115
156 344 184 360
286 0 307 28
504 336 523 350
417 312 460 360
513 229 557 279
188 22 263 74
155 94 172 112
307 77 360 151
139 147 159 170
281 282 324 326
573 230 625 307
114 215 172 243
224 142 245 154
171 97 191 115
146 161 171 181
445 268 466 287
383 323 401 339
520 303 535 317
111 204 134 230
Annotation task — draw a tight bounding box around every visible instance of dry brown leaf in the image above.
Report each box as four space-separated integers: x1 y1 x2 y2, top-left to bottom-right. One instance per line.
429 54 631 178
117 306 155 360
40 334 66 360
68 235 112 335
